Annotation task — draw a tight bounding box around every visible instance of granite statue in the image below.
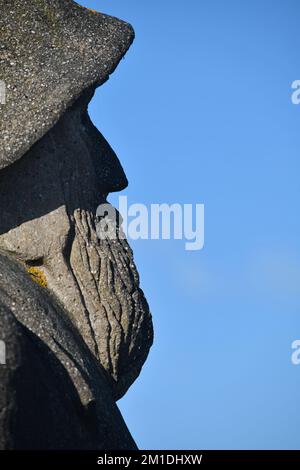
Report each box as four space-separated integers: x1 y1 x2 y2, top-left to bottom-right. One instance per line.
0 0 153 450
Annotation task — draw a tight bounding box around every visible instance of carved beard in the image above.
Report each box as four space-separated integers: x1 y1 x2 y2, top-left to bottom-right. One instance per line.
64 208 153 399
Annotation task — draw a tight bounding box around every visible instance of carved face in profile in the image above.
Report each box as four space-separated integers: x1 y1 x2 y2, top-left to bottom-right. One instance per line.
0 86 153 399
0 1 153 399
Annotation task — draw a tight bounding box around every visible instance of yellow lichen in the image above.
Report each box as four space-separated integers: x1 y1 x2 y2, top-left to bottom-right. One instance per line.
27 267 48 288
77 5 98 14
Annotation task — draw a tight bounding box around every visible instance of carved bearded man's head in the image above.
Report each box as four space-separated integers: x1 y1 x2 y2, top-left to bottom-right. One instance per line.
0 0 153 400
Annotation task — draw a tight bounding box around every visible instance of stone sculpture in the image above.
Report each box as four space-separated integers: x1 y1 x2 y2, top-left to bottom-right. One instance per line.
0 0 153 450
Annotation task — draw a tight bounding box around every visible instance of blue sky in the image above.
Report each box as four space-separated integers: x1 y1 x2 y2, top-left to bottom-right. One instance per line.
81 0 300 449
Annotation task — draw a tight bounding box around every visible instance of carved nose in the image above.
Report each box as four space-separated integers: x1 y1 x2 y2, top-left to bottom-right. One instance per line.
94 130 129 194
81 110 128 194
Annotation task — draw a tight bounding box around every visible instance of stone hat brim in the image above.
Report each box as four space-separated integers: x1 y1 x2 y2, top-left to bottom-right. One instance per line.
0 0 134 171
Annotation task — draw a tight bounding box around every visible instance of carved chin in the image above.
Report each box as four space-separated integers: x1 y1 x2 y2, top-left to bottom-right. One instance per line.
66 208 153 400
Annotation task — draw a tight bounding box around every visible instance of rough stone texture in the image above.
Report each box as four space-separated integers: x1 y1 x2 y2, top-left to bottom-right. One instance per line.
0 0 134 170
0 252 137 450
0 0 153 450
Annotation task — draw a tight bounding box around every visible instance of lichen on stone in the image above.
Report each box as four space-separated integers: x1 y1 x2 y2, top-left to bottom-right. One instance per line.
27 267 48 288
77 5 98 14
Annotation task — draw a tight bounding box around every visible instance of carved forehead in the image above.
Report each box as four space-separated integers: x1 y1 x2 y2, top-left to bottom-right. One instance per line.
0 0 134 171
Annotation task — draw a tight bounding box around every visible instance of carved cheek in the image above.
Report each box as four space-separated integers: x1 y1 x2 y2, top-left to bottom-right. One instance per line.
0 206 71 262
